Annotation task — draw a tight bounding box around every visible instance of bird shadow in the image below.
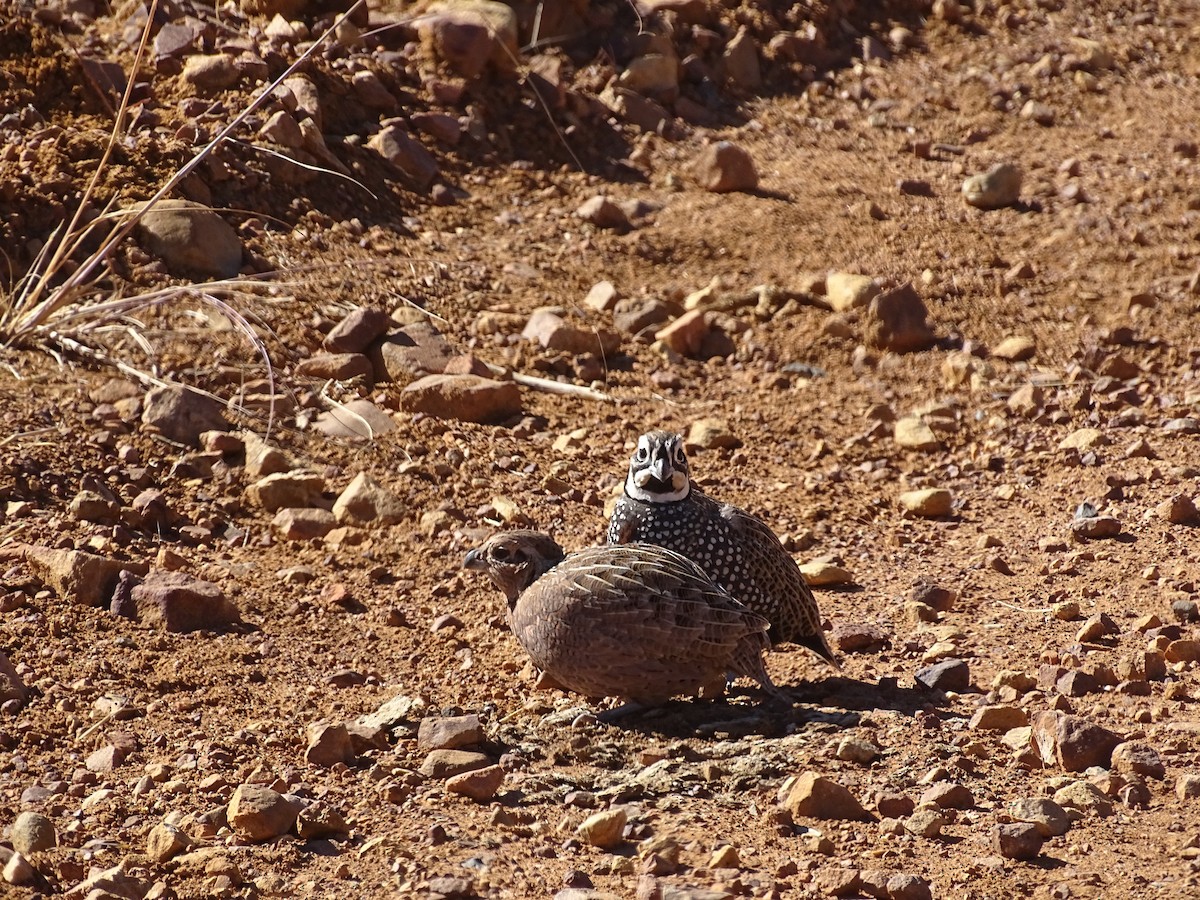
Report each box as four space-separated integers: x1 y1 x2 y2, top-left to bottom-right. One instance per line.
794 674 946 715
611 675 944 740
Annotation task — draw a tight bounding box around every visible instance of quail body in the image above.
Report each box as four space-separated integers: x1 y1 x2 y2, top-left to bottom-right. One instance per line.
608 430 838 666
463 530 778 706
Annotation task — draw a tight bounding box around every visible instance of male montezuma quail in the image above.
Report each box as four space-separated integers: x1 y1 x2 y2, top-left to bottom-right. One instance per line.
463 530 780 706
608 430 838 666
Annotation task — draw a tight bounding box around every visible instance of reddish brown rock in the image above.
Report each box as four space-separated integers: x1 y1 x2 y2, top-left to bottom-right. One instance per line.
296 353 375 382
656 310 709 357
367 126 439 190
305 722 356 767
783 772 869 821
181 54 239 92
146 824 190 862
410 111 462 145
1032 711 1122 772
445 764 504 801
419 749 493 779
830 623 890 653
919 782 974 810
444 355 492 376
577 196 630 230
1111 742 1165 779
992 822 1043 860
332 473 405 526
246 472 325 512
131 571 242 633
866 283 936 353
228 784 300 841
523 310 622 356
418 715 484 751
401 374 522 424
692 141 758 193
0 652 26 705
85 744 127 773
295 800 348 839
371 322 455 382
273 508 337 541
19 547 136 606
416 0 518 79
324 307 393 354
969 705 1029 731
142 384 229 446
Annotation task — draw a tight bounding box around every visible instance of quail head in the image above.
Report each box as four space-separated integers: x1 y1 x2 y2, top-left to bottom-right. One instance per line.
608 430 838 667
464 530 780 707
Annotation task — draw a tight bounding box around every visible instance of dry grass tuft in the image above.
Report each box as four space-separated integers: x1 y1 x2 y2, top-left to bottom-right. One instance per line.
0 0 370 433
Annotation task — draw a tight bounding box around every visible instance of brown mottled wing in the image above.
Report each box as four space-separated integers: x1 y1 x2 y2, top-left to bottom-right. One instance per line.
511 544 772 704
719 503 838 664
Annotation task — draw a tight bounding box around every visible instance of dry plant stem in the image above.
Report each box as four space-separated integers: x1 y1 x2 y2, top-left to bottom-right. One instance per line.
51 286 282 432
481 361 612 401
0 0 159 336
4 0 368 345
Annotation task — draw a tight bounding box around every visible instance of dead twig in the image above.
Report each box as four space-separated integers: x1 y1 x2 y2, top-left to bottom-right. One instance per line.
483 361 612 401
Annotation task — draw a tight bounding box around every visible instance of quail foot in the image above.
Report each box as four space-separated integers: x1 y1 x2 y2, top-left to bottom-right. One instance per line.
609 430 838 668
463 530 784 711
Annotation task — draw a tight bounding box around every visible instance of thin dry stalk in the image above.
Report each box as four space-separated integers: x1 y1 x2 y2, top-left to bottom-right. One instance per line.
1 0 368 349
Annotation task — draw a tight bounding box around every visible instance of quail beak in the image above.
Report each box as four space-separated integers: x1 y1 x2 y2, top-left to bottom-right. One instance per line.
652 455 671 484
463 548 486 571
634 455 680 493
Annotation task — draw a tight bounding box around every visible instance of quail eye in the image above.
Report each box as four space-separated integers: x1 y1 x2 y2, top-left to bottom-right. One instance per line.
673 447 686 465
634 446 648 461
492 546 510 561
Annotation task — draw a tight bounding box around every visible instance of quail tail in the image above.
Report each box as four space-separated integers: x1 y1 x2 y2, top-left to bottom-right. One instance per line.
730 635 790 705
794 628 841 670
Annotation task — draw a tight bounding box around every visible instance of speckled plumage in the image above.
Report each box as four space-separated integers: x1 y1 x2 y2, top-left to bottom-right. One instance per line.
463 530 779 706
608 430 837 666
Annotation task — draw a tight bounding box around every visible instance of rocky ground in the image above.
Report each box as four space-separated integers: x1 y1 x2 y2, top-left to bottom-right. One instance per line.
2 0 1200 897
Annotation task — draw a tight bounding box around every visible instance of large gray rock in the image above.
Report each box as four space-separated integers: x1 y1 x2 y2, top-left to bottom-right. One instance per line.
142 385 228 446
135 199 242 278
10 812 55 854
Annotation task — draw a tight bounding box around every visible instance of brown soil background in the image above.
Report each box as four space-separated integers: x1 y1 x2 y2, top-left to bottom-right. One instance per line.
3 0 1200 898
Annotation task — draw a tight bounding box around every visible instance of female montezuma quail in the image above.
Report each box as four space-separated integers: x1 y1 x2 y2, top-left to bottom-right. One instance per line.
608 430 838 667
463 530 780 707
